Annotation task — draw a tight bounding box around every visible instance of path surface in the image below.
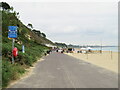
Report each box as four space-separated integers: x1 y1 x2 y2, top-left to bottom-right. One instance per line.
10 52 118 88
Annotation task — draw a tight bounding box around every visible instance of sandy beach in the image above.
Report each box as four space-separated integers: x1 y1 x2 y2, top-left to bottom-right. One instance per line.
66 49 118 73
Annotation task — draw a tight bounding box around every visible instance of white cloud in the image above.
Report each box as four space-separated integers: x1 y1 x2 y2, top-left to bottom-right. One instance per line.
5 2 118 45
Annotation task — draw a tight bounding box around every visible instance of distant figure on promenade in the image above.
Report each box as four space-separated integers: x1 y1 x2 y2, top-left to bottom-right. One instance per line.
56 49 58 52
47 50 51 54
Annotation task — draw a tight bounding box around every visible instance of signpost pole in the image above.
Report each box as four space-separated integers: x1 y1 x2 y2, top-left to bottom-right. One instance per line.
100 40 102 53
8 26 18 64
12 39 15 64
111 51 113 60
22 45 25 53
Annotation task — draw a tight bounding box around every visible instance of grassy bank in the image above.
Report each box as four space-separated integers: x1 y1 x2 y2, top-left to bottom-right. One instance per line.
1 2 53 87
2 38 50 87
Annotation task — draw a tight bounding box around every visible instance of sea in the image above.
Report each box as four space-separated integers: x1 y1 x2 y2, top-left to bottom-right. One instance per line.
92 46 118 52
69 46 118 52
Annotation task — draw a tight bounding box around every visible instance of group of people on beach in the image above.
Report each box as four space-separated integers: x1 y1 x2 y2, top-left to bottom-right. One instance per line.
45 47 95 56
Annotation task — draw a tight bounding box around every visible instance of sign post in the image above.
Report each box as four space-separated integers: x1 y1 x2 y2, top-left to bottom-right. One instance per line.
8 26 18 64
12 39 15 64
22 45 25 53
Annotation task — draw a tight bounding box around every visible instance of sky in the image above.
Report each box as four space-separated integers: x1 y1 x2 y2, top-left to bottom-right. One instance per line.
2 0 118 46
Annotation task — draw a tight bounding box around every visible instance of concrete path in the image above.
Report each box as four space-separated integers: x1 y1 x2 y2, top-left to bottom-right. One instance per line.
10 52 118 88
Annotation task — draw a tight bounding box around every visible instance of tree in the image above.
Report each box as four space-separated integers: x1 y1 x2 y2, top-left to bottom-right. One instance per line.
17 12 19 15
32 29 42 37
27 23 33 29
10 6 13 11
41 33 46 38
55 42 67 47
37 31 41 36
32 29 37 33
1 2 11 10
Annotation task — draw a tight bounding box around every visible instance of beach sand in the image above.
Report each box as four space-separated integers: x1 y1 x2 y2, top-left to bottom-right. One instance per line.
65 49 118 73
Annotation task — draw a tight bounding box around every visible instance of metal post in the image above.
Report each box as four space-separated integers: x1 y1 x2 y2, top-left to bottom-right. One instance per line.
101 41 102 53
12 39 15 64
22 45 25 53
87 53 88 59
111 51 112 60
86 52 88 59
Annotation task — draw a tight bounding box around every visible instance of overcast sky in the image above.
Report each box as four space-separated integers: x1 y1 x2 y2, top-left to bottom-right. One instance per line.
4 0 118 45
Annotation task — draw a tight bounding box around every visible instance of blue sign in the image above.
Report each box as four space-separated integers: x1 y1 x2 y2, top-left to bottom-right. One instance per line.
8 26 17 38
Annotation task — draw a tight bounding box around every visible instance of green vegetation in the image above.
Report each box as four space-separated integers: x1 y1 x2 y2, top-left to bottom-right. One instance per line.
55 42 67 48
1 2 54 87
1 2 11 10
